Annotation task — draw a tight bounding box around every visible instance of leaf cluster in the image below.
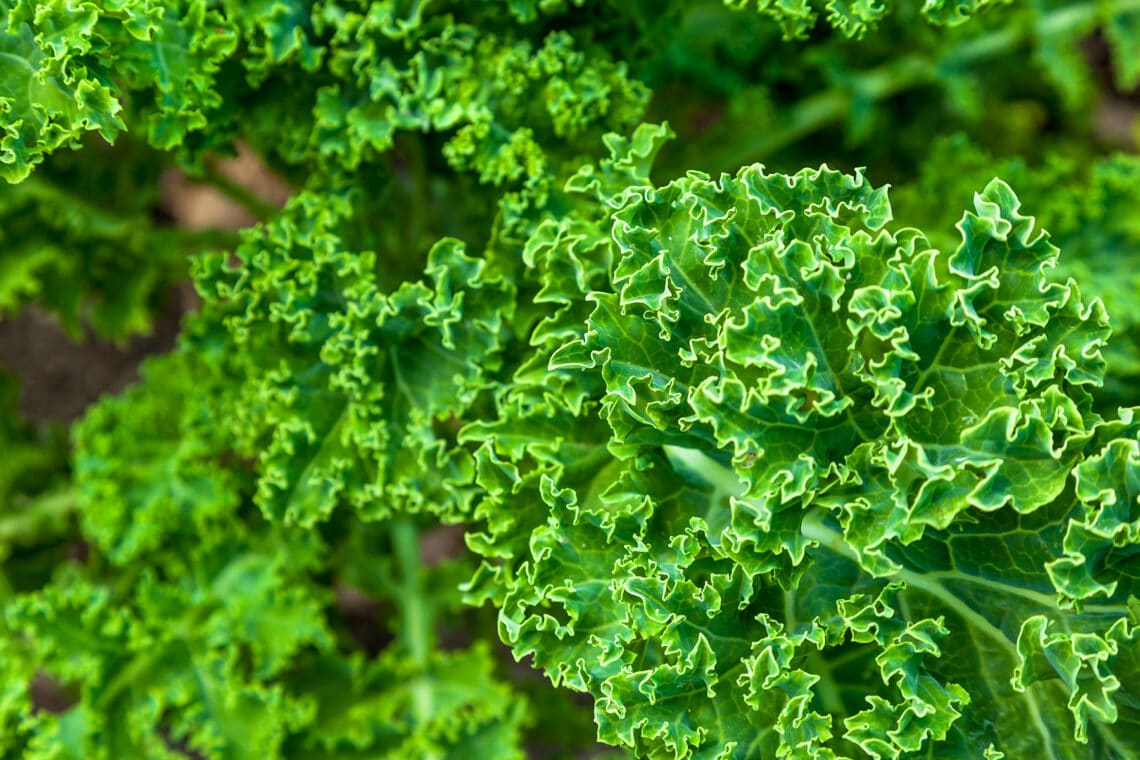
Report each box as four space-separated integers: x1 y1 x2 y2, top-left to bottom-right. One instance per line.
2 1 1140 759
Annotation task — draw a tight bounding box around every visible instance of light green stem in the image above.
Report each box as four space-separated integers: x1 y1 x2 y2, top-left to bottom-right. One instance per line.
699 0 1140 173
0 488 77 542
805 650 846 716
198 162 280 221
392 519 433 667
18 174 242 251
799 510 1060 759
391 518 438 753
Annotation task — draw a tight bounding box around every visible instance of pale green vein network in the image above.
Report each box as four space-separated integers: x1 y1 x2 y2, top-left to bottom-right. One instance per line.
798 510 1060 758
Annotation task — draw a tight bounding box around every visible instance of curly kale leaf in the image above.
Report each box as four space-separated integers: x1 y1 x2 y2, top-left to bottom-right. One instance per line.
723 0 1010 39
4 341 532 759
894 136 1140 410
189 189 512 527
0 0 238 181
1 0 649 185
466 156 1140 759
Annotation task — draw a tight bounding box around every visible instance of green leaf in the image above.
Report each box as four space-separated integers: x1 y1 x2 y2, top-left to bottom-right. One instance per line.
1105 2 1140 91
723 0 1008 38
192 190 512 526
469 161 1139 758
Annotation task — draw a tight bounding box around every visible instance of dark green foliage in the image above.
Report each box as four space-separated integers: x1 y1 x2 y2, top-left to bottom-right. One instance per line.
2 1 1140 758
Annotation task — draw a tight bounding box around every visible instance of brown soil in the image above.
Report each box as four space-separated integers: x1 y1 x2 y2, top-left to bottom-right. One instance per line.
0 144 289 424
0 290 192 424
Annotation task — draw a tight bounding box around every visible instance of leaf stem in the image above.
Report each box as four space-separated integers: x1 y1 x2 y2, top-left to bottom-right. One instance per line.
155 226 243 252
805 649 846 717
799 511 1062 757
391 517 438 750
699 0 1140 173
0 488 77 542
17 173 242 252
391 518 433 667
197 162 280 221
800 511 1017 653
699 54 933 173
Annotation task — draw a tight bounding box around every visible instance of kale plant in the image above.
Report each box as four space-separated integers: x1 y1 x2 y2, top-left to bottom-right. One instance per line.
1 1 1139 758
